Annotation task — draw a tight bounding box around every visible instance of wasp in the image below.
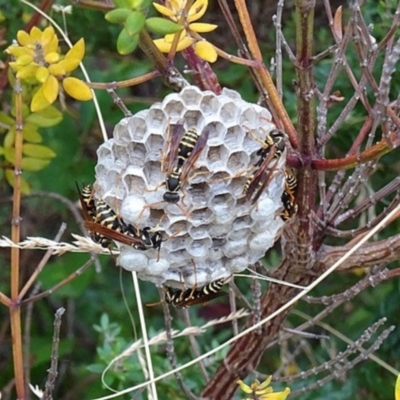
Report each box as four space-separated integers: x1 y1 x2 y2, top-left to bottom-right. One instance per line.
76 183 162 252
76 183 119 248
280 169 297 221
164 278 226 308
162 125 210 203
78 183 96 220
123 224 163 252
255 129 286 166
243 149 279 204
85 219 163 253
243 129 286 203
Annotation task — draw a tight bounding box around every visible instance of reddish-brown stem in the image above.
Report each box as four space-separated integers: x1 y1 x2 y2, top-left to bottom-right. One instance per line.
319 232 400 271
312 139 391 171
232 0 298 149
293 0 317 245
386 268 400 279
203 2 316 398
86 71 161 90
202 260 314 399
23 0 54 32
10 79 25 399
347 117 374 155
138 30 187 92
0 291 11 307
181 46 221 93
74 0 114 11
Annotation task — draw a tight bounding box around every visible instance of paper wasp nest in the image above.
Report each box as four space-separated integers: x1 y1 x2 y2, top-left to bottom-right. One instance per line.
95 86 286 288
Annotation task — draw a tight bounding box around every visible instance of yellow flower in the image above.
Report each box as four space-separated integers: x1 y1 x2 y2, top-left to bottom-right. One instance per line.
6 26 92 112
153 0 218 62
237 377 291 400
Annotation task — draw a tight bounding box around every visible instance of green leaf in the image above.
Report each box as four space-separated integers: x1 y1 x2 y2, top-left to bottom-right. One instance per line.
0 146 4 155
7 67 15 88
22 144 56 159
4 128 15 148
0 112 15 129
11 103 30 119
129 0 146 8
113 0 131 8
105 8 131 24
145 17 183 35
26 106 63 127
100 313 110 330
396 374 400 400
86 364 106 374
4 146 14 163
23 124 43 143
5 169 31 194
22 157 51 171
117 28 139 55
125 11 146 35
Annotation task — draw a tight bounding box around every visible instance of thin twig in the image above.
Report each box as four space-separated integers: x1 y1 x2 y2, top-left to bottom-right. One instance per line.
42 308 66 400
19 224 67 300
182 309 210 382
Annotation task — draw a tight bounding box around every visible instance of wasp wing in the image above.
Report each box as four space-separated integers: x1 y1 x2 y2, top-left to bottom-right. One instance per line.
162 123 186 175
179 127 210 184
84 220 145 248
245 150 279 204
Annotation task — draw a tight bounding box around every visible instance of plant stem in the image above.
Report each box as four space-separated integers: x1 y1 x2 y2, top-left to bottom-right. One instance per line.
10 79 25 398
203 2 317 398
233 0 298 148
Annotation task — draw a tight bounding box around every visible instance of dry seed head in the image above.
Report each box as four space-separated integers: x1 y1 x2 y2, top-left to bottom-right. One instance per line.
95 86 287 288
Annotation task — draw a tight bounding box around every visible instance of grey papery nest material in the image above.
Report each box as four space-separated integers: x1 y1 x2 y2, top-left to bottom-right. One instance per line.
95 86 287 288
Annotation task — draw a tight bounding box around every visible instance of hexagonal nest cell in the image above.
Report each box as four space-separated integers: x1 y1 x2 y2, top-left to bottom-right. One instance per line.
94 86 287 288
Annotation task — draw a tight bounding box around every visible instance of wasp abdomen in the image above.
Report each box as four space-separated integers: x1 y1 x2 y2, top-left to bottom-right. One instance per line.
177 127 199 166
165 278 226 308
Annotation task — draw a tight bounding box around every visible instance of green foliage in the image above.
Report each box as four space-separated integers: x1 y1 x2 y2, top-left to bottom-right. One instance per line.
105 8 132 24
117 27 140 55
105 0 150 55
125 11 146 35
38 254 96 299
0 102 60 192
145 17 183 35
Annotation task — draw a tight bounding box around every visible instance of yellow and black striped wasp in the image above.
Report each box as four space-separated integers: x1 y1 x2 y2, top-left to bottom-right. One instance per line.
254 129 286 167
162 124 210 203
164 278 226 308
76 183 162 252
243 129 287 204
280 169 297 221
76 183 121 248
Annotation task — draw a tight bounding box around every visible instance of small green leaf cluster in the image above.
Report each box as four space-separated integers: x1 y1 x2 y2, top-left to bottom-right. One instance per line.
89 313 160 390
0 105 61 193
105 0 183 55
